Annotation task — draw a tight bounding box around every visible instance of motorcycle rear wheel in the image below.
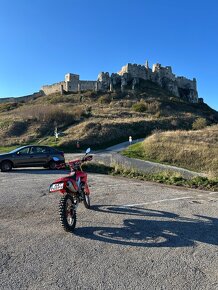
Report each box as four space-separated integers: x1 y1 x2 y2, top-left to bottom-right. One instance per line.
59 195 77 232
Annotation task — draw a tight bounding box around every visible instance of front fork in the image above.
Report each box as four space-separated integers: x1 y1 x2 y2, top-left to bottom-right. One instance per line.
61 191 79 210
72 195 80 210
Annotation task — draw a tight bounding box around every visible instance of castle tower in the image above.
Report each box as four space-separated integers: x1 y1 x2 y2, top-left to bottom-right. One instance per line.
145 60 149 69
65 73 79 92
193 78 197 90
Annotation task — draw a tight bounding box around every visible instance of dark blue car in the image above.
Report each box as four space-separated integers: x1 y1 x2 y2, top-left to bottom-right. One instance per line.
0 145 65 172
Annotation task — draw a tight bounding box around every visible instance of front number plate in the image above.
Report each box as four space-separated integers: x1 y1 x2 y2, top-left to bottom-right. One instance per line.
49 183 64 192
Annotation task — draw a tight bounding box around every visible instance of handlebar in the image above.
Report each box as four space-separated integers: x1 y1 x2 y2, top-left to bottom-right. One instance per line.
54 144 92 170
55 155 93 170
82 155 93 162
69 155 93 171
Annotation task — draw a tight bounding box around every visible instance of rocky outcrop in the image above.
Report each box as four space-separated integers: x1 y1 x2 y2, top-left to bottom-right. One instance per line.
97 72 110 91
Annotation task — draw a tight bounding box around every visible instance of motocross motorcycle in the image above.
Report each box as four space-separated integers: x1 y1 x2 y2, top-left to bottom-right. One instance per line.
49 148 93 232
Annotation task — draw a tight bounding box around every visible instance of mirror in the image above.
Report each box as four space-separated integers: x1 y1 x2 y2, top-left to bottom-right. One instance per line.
53 157 60 161
86 148 91 154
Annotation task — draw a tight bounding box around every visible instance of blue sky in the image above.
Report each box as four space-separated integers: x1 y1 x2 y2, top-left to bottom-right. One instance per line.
0 0 217 110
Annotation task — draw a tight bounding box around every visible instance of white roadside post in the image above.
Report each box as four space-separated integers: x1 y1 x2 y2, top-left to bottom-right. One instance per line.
54 126 59 143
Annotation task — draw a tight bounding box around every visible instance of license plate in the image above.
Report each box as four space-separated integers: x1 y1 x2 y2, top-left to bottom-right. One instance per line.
49 183 64 192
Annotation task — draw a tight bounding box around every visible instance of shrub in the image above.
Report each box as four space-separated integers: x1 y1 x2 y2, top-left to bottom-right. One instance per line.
49 95 68 104
192 117 207 130
7 121 28 137
83 106 92 117
132 100 160 113
36 108 77 137
18 104 85 126
82 162 112 174
43 110 74 126
0 102 20 112
146 101 160 113
132 102 147 112
98 95 112 104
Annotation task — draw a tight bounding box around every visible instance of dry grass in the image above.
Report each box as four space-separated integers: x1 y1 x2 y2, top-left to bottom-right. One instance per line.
141 125 218 177
0 103 86 146
58 116 190 150
15 104 83 121
0 86 217 151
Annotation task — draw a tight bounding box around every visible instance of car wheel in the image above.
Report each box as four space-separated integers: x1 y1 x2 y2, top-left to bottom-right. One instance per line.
48 160 56 170
1 161 13 172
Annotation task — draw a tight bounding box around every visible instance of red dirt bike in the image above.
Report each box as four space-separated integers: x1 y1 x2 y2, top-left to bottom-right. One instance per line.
49 148 93 232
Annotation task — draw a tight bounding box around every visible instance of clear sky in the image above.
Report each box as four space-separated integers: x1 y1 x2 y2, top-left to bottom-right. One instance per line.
0 0 217 110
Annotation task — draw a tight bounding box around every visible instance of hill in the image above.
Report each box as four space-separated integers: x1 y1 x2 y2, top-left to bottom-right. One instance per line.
122 125 218 177
0 80 217 152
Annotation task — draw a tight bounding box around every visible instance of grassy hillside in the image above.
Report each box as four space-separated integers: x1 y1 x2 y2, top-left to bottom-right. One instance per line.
0 80 217 152
122 125 218 177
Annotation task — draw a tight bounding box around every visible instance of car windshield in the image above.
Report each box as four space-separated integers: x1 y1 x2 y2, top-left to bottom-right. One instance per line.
9 146 27 153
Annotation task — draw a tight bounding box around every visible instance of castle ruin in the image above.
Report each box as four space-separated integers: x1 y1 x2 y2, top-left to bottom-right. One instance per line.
41 60 199 103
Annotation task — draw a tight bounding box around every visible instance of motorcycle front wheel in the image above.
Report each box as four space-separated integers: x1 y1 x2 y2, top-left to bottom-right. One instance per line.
59 195 77 232
83 194 91 209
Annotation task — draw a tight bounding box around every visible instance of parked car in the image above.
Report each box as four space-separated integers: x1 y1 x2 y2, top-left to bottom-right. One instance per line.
0 145 65 172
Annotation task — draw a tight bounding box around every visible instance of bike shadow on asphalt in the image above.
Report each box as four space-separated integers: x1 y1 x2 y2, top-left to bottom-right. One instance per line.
74 205 218 248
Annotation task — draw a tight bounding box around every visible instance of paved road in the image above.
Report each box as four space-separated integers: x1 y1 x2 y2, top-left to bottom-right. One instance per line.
93 140 207 179
0 169 218 290
100 138 144 152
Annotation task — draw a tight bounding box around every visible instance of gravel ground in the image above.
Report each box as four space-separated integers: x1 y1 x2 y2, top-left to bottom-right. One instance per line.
0 168 218 290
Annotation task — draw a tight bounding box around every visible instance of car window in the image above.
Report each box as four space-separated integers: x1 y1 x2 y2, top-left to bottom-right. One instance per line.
30 147 50 154
41 147 50 153
18 147 30 154
10 146 26 153
49 148 55 153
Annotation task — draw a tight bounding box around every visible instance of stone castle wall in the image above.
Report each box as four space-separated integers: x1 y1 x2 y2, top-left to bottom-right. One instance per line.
176 77 197 90
80 81 96 91
41 60 199 103
41 81 65 95
118 63 151 80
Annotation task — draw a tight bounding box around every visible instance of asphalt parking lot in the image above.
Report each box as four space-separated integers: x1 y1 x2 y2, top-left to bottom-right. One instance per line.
0 169 218 290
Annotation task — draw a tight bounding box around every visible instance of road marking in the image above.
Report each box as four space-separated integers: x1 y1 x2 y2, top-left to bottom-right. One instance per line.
119 196 195 207
118 191 218 208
